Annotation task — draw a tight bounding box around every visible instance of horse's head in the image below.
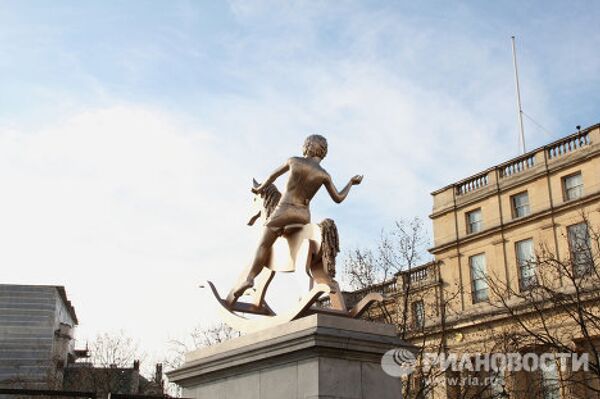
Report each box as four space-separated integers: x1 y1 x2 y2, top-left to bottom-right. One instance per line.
247 179 264 226
247 179 282 226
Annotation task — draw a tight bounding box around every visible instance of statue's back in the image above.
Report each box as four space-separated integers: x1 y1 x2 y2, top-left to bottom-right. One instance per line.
283 157 327 206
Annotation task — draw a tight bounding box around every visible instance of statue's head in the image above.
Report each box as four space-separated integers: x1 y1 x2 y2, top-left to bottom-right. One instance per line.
303 134 328 159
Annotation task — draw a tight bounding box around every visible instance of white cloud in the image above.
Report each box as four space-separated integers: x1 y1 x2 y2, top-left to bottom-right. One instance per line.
0 105 257 353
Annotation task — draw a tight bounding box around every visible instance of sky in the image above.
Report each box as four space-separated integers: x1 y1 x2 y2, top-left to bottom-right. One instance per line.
1 0 599 365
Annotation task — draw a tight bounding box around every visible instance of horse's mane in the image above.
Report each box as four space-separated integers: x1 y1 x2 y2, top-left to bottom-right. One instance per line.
261 183 282 219
248 182 281 226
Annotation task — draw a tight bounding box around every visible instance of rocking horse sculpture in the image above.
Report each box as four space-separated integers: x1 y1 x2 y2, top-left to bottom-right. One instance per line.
204 135 384 333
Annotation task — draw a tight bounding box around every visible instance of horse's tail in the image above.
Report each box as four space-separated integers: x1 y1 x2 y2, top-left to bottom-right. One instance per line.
318 218 339 277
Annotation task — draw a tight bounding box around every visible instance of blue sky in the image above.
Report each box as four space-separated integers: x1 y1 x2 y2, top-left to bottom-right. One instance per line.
1 1 599 362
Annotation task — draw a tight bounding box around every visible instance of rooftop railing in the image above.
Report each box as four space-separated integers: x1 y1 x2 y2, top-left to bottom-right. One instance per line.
443 126 598 198
499 153 536 178
400 262 439 290
547 130 590 159
456 173 489 195
346 279 398 299
327 263 439 309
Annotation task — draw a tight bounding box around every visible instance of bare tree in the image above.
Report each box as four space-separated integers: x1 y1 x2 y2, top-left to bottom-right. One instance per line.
165 322 239 370
393 211 600 398
485 211 600 397
344 217 429 290
342 218 461 397
396 279 508 399
164 323 240 396
88 330 145 367
344 248 379 290
343 218 429 329
342 218 508 398
64 331 162 398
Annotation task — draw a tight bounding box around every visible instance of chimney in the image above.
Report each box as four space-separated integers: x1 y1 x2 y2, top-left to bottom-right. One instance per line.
155 363 163 386
133 360 140 370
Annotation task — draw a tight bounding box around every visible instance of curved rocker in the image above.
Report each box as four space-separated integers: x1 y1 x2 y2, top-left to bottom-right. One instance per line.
204 280 331 334
204 280 385 334
348 292 385 318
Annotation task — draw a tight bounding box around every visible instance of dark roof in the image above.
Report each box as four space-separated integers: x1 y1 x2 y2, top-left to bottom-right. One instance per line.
63 364 163 395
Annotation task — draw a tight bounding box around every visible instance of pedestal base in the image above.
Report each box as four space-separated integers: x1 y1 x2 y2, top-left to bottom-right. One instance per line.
168 314 412 399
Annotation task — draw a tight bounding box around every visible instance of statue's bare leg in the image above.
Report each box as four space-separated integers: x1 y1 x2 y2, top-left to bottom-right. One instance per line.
226 227 279 305
249 269 275 308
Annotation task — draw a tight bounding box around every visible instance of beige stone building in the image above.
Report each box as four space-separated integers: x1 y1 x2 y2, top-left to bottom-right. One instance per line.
353 123 600 398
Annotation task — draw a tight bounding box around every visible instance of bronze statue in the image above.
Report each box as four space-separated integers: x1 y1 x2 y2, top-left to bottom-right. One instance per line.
204 135 383 333
227 135 362 303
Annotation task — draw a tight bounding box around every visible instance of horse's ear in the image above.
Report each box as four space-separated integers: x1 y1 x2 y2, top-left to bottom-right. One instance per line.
252 178 260 188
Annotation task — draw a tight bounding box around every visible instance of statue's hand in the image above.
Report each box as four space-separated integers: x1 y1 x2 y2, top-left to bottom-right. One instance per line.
351 175 363 185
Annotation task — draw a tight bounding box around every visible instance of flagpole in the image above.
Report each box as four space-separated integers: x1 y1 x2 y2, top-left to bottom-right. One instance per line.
511 36 526 154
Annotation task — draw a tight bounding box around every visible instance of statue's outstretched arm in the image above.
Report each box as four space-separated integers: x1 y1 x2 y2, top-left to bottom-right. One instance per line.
324 174 363 203
252 160 290 194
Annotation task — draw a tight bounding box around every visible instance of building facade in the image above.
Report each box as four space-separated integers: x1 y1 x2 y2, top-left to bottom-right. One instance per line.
427 123 600 398
351 123 600 399
430 123 600 317
0 284 78 389
0 284 166 398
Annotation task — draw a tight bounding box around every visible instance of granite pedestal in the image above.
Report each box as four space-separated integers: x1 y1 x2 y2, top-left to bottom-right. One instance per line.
168 313 411 399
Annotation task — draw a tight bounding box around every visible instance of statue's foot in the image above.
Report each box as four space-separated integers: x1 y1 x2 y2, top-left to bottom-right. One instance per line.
225 279 254 306
234 279 254 297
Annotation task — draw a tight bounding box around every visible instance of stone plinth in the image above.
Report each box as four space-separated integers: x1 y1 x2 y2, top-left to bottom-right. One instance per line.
168 313 410 399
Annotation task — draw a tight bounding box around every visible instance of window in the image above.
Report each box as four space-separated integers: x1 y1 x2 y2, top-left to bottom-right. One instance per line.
412 300 425 329
516 239 536 290
470 254 488 303
563 172 583 201
511 191 530 218
568 223 592 277
541 357 560 399
466 209 482 234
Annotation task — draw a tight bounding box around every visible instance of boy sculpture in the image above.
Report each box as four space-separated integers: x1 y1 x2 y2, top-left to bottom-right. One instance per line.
226 134 363 305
